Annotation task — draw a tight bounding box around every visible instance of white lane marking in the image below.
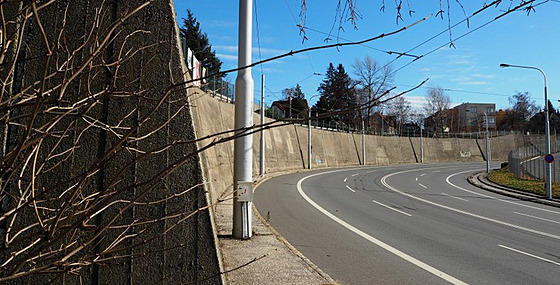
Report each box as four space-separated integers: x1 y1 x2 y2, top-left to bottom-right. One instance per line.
297 171 468 285
344 177 348 182
366 170 376 173
514 212 560 225
445 171 560 215
441 193 469 202
351 173 360 177
415 177 418 182
345 185 356 193
420 173 426 177
382 169 560 241
418 183 427 189
371 199 412 217
499 245 560 266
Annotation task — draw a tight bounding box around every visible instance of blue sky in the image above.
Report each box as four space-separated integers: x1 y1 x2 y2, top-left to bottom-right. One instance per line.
174 1 560 112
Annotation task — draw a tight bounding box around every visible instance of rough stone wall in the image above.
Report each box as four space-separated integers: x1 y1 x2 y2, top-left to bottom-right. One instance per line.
0 1 220 284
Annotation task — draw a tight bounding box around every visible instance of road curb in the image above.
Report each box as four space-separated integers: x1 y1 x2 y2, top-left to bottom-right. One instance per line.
468 172 560 208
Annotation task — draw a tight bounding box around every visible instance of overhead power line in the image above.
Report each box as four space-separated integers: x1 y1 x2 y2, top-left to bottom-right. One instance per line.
394 84 511 97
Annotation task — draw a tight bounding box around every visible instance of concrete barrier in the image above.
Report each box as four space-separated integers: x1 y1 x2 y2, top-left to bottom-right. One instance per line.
191 91 542 206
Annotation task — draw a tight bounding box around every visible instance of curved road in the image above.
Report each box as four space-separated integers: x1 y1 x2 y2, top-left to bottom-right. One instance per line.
254 162 560 284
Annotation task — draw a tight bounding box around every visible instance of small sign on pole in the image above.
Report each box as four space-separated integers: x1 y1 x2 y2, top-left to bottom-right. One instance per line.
236 181 253 202
544 154 554 164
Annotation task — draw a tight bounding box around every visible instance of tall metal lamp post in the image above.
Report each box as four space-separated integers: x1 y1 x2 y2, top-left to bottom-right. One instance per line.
233 0 254 239
500 63 552 199
483 112 490 173
308 95 320 169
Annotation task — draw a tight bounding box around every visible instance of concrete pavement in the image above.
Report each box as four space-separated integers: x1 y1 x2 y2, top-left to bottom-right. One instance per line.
216 168 560 284
215 174 338 285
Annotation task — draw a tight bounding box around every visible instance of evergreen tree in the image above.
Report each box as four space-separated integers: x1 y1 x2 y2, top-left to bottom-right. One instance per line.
313 63 358 129
180 10 223 78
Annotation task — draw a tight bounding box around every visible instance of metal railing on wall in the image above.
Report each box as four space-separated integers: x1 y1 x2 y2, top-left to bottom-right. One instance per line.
508 141 560 182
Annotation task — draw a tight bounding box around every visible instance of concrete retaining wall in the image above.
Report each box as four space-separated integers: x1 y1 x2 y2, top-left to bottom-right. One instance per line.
192 91 539 205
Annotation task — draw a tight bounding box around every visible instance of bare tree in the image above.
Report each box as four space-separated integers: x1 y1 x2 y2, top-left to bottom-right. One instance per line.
423 86 451 136
0 1 229 283
353 56 394 131
498 91 540 131
387 96 412 135
0 0 546 283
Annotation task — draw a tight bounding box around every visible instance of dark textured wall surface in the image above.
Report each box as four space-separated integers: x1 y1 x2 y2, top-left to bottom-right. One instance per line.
0 1 221 284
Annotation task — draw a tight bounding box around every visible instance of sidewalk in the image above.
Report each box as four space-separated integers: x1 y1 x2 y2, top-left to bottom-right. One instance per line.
215 198 338 285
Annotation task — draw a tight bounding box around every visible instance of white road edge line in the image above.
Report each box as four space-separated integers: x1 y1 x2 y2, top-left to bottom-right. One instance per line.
371 199 412 217
382 169 560 241
499 244 560 266
418 183 427 189
514 212 560 225
441 193 469 202
445 170 560 215
297 170 468 285
345 185 356 193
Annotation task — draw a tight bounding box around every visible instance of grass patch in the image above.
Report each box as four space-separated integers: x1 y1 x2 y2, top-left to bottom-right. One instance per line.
487 167 560 198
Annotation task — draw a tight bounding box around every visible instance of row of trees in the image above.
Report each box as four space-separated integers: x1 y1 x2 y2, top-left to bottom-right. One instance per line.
180 8 555 136
277 62 558 136
278 57 412 133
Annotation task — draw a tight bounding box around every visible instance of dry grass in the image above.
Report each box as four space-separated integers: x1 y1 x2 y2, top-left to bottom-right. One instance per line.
487 167 560 198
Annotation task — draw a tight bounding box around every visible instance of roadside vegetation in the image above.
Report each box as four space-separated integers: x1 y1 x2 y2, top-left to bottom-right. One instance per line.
488 167 560 198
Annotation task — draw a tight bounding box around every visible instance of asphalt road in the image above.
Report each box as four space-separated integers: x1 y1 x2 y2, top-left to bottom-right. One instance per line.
254 162 560 284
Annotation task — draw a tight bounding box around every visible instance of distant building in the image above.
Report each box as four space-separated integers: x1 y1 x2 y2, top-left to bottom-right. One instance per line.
453 103 496 132
270 99 309 119
424 103 496 134
270 100 290 119
368 112 396 135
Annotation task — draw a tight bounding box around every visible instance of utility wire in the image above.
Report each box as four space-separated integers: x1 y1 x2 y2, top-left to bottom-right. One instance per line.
394 84 511 97
298 25 420 58
385 1 539 84
254 0 265 75
284 0 317 73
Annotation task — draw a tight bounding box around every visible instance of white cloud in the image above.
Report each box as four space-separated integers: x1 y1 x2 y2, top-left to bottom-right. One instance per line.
217 53 237 61
404 95 427 110
214 45 238 52
463 81 489 86
472 73 495 79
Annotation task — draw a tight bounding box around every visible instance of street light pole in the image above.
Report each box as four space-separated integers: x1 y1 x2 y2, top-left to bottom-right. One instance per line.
484 112 490 173
308 107 312 169
233 0 254 239
260 74 265 177
307 94 320 169
362 118 366 165
420 126 424 163
500 63 552 199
